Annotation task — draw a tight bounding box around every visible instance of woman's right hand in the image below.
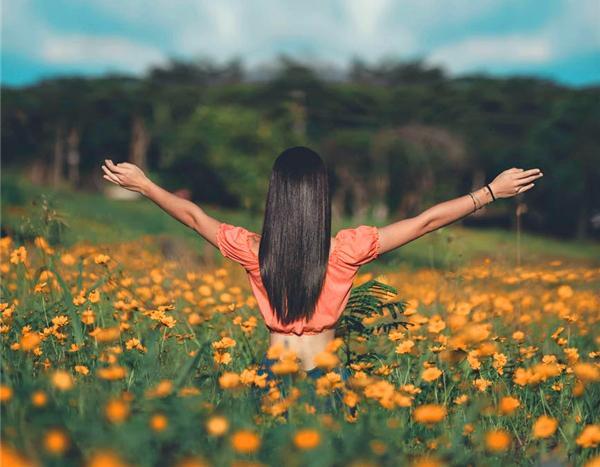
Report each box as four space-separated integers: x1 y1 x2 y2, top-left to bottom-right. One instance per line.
101 159 152 195
489 167 543 199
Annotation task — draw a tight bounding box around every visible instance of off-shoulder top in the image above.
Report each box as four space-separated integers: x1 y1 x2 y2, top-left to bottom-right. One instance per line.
216 223 381 335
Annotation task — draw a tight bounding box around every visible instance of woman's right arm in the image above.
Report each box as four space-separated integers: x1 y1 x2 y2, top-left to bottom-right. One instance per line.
101 159 222 249
377 167 543 255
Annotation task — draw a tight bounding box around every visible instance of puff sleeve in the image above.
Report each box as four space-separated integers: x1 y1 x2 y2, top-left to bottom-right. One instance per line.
334 225 381 267
216 223 259 271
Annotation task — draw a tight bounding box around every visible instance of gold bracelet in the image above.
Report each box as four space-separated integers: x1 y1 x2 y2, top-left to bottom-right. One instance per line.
472 190 482 210
468 192 477 213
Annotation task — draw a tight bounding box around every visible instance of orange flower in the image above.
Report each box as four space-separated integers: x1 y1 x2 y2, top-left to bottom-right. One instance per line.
51 370 74 391
230 430 261 454
576 425 600 448
74 365 89 376
145 380 173 398
395 340 415 354
421 367 442 383
485 429 511 452
219 372 240 389
44 428 70 454
0 441 36 467
293 429 321 450
413 404 446 425
343 390 359 408
175 456 211 467
31 390 48 407
89 326 120 343
473 378 491 392
313 351 340 370
88 289 101 303
411 456 446 467
86 450 130 467
150 414 168 432
532 415 558 439
97 366 127 381
573 363 600 382
498 396 520 415
105 399 129 424
94 254 110 265
20 332 42 351
10 246 27 264
0 385 12 403
206 416 229 437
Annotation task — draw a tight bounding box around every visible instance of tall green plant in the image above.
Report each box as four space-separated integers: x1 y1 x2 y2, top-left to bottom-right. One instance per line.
336 279 410 367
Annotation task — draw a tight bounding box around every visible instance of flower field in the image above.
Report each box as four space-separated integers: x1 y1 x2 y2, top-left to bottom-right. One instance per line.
1 234 599 467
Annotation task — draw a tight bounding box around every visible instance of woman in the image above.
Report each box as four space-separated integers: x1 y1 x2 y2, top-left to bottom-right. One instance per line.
101 146 542 384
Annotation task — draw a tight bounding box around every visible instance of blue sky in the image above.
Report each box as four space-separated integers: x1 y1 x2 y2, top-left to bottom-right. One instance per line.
2 0 599 87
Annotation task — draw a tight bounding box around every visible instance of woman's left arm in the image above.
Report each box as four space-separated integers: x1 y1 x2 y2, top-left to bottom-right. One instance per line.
102 159 221 248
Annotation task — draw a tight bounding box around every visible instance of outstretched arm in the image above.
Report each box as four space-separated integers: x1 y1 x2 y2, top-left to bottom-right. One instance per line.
377 167 543 255
101 159 221 248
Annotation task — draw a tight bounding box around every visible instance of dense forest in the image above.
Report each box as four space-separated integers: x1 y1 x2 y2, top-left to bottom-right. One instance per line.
2 57 599 239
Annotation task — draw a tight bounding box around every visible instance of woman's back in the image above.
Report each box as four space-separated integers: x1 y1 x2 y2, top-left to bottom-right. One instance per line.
216 222 381 336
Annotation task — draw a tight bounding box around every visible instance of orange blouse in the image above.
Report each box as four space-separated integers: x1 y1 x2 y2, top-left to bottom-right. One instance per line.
216 222 381 335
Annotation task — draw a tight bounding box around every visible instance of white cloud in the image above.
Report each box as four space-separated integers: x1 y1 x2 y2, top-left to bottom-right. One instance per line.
2 0 598 81
41 35 167 71
428 35 553 72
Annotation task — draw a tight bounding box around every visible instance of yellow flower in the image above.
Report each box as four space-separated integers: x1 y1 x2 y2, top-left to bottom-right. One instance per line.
86 450 130 467
105 398 129 424
88 289 100 303
412 455 446 467
44 428 70 454
557 285 573 299
219 372 240 389
150 414 168 432
584 455 600 467
512 330 525 341
230 430 261 454
212 336 236 350
413 404 446 425
145 380 173 398
576 425 600 448
74 365 89 376
454 394 469 405
271 359 299 375
0 385 13 403
532 415 558 439
31 390 48 407
61 253 76 265
498 396 520 415
313 351 340 370
206 416 229 436
20 332 42 352
395 340 415 354
293 429 321 450
427 316 446 334
573 363 600 382
10 246 27 264
94 254 110 265
421 367 442 383
51 370 74 391
485 429 511 452
34 237 55 255
473 378 492 392
97 366 127 381
89 326 120 343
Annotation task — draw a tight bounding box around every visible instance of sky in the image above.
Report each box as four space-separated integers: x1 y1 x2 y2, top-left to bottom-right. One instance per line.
2 0 599 87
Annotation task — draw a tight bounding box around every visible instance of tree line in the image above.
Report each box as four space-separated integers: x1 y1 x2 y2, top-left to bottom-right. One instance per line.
2 57 599 239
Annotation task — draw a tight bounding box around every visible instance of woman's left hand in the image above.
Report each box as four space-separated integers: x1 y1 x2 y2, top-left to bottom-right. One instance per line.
102 159 152 195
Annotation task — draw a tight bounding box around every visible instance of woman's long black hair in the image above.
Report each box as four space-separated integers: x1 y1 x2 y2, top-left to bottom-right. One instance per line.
259 146 332 326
